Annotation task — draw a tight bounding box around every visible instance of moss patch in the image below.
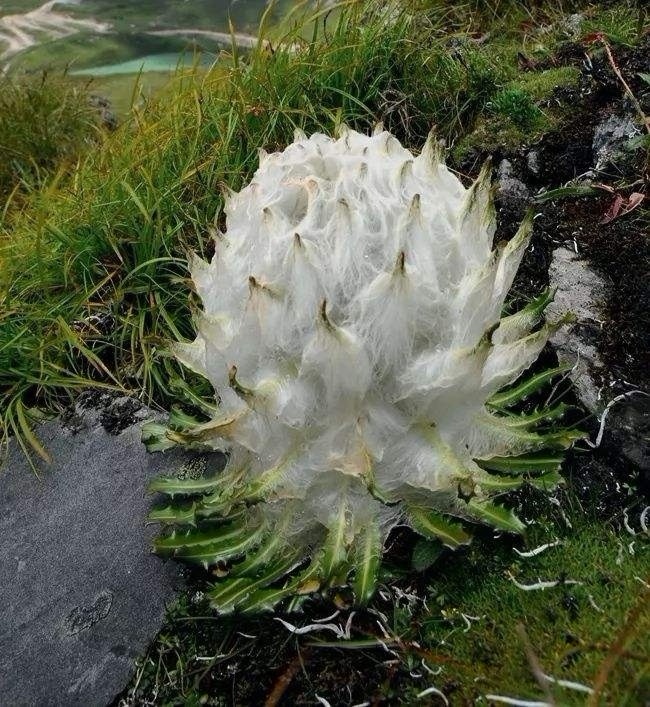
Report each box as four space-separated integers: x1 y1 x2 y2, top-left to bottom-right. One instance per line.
453 66 580 160
400 520 649 704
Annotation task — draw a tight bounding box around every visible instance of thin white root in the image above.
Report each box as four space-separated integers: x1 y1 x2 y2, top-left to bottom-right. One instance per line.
542 673 594 694
507 572 582 591
514 540 562 558
416 686 449 704
585 390 649 449
587 594 604 613
484 695 551 706
274 612 355 640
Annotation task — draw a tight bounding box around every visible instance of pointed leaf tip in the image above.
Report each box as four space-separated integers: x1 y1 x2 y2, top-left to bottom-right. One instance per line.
407 507 472 550
467 499 526 534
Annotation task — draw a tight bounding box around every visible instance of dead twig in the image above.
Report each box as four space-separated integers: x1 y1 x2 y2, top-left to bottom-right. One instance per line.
587 582 650 706
264 647 310 707
516 624 556 706
602 39 650 134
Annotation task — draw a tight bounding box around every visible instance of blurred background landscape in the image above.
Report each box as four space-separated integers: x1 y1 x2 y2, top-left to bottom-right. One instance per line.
0 0 293 109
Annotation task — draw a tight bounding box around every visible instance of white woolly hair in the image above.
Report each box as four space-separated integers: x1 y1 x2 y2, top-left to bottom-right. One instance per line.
150 126 573 610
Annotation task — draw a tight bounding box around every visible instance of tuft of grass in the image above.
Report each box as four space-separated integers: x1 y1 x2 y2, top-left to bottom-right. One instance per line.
0 72 98 201
582 4 647 46
489 86 545 130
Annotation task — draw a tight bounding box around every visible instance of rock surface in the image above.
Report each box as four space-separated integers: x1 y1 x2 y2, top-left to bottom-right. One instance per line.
497 158 530 216
546 246 609 413
0 398 217 707
592 111 639 171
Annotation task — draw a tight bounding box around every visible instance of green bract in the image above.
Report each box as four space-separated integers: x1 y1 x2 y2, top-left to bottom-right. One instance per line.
145 127 581 613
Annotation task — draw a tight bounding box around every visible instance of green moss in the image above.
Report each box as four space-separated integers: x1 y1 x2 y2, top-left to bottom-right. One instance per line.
511 65 580 100
403 520 649 703
452 66 580 160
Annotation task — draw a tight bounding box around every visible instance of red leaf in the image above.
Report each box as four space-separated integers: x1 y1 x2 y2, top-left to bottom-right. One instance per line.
600 192 645 224
600 194 624 223
582 31 606 45
620 192 645 216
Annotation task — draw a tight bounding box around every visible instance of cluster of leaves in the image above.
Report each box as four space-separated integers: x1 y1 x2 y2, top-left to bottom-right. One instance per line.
146 354 584 614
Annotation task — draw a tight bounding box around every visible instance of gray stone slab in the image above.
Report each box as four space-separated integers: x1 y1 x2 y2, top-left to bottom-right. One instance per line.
547 246 609 413
0 401 210 707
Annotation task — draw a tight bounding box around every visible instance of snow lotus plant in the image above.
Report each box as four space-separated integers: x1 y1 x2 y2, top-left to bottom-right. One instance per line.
144 126 581 613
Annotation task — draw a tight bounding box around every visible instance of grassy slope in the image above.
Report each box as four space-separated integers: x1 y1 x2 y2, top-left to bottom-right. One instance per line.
1 1 648 700
2 1 509 448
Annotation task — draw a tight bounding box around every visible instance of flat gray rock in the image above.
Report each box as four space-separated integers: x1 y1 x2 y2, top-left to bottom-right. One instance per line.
592 112 639 171
546 246 609 413
0 400 214 707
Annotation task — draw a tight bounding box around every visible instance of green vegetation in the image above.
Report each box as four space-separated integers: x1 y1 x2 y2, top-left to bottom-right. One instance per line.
1 0 647 456
0 3 501 453
0 72 97 201
400 516 649 704
489 86 545 130
122 512 649 704
1 0 648 701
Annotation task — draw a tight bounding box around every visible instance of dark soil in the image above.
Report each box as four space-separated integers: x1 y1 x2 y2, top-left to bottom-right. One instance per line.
457 35 650 504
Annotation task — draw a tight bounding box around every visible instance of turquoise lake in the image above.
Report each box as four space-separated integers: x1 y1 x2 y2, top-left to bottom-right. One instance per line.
0 0 294 75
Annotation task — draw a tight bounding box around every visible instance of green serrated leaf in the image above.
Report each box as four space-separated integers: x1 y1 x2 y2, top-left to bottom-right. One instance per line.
174 524 265 566
321 505 349 579
542 428 587 449
496 288 555 342
141 421 179 452
528 470 565 491
478 452 563 475
412 538 443 572
208 554 301 613
229 522 291 578
154 520 248 553
488 364 572 408
534 185 600 203
148 473 227 497
407 506 472 549
168 406 204 430
353 522 382 605
478 474 526 492
148 502 197 526
498 403 571 429
467 499 525 533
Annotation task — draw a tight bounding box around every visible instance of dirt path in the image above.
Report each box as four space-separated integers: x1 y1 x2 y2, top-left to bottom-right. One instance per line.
0 0 109 61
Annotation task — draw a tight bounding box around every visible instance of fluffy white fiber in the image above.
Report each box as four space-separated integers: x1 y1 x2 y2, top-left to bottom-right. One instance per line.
152 126 572 607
